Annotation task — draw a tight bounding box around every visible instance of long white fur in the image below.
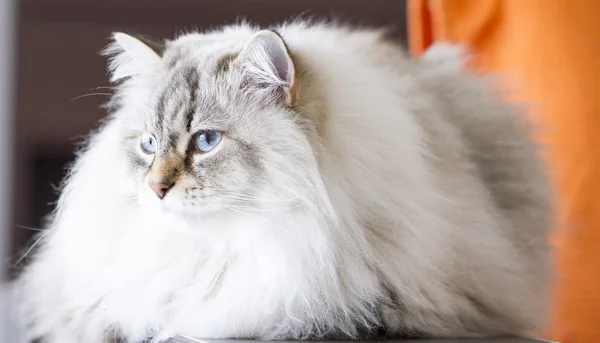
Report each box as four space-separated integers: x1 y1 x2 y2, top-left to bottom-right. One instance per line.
14 22 553 343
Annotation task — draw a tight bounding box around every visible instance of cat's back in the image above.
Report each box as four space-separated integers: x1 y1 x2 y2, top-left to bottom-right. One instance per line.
281 21 553 258
282 23 553 335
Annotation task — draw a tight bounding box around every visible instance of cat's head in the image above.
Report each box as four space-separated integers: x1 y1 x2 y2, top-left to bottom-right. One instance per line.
103 28 325 218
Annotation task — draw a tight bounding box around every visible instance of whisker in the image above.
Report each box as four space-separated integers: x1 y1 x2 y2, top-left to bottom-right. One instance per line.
220 204 301 212
218 194 299 204
15 225 44 232
69 93 114 102
219 205 287 231
118 206 142 222
202 187 300 203
91 86 118 91
118 195 139 202
13 231 49 266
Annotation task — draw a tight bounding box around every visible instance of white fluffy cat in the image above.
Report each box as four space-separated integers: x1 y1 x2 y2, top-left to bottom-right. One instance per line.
15 21 553 343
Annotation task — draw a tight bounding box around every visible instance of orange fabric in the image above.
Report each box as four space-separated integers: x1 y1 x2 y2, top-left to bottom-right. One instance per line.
408 1 600 343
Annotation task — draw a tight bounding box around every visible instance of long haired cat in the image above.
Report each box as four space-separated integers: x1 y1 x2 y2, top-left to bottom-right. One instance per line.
15 21 553 343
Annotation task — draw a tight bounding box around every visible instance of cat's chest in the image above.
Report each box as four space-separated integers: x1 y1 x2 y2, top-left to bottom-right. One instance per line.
75 216 302 331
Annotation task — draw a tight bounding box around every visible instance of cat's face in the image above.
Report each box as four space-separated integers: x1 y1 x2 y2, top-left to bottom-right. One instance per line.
109 30 315 217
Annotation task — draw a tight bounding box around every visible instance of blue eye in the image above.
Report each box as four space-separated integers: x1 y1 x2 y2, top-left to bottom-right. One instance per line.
194 130 222 153
140 133 157 154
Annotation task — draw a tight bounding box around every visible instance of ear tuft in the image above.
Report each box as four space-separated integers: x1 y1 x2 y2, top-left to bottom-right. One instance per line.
102 32 164 82
237 30 298 105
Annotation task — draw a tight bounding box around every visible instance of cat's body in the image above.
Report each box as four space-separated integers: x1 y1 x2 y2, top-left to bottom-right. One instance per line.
15 22 552 343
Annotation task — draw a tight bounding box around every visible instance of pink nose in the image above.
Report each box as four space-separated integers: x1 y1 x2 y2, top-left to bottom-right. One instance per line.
149 181 173 199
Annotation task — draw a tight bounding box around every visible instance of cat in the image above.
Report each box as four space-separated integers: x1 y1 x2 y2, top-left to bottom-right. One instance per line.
14 21 553 343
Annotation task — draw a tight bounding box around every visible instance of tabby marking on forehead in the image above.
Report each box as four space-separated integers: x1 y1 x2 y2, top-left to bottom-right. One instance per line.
153 65 200 137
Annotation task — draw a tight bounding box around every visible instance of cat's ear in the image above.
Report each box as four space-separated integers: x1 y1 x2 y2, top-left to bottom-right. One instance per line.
237 30 298 105
103 33 164 82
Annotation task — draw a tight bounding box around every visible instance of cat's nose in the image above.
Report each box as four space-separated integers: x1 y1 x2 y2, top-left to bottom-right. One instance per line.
148 180 173 199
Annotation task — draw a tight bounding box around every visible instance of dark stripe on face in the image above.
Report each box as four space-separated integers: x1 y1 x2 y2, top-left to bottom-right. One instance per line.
156 65 198 135
166 132 179 153
126 151 149 170
184 67 199 132
122 135 150 170
237 139 262 173
155 85 170 135
183 145 197 173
